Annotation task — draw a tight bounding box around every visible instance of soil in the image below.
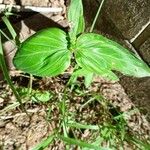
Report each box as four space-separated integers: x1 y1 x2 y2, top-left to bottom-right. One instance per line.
0 0 150 150
0 76 150 149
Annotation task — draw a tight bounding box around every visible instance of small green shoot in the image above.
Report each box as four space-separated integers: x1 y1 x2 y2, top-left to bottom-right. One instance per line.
32 91 53 103
17 87 53 103
59 88 69 137
32 133 55 150
68 0 85 44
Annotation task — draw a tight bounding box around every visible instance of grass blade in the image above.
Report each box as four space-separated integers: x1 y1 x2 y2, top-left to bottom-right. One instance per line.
68 121 100 130
90 0 105 32
2 16 17 40
0 33 26 113
32 133 55 150
58 135 110 150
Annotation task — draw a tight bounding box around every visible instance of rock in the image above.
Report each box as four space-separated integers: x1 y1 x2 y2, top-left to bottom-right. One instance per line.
120 76 150 121
103 0 150 40
0 97 4 104
139 38 150 65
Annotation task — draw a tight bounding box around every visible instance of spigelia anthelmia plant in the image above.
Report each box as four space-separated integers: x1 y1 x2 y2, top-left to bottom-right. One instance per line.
13 0 150 86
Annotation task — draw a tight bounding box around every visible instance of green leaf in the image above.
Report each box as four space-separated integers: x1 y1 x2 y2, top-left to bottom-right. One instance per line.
13 28 71 77
32 91 53 103
68 0 85 41
2 16 17 41
58 135 108 150
74 36 119 81
75 33 150 78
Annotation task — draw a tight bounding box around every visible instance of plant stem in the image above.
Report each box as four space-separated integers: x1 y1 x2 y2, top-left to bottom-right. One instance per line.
90 0 105 32
2 16 20 46
0 29 15 45
28 74 33 95
0 33 27 114
2 16 17 40
61 87 68 137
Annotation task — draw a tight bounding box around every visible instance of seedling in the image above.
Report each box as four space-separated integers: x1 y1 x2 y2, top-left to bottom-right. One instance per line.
13 0 150 84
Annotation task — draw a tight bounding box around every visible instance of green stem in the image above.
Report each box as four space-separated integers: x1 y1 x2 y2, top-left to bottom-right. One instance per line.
90 0 105 32
0 33 27 114
61 87 68 137
2 16 17 40
0 29 15 45
2 16 20 45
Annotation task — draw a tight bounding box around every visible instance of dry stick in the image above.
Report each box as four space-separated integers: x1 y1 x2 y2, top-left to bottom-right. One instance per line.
0 108 43 120
0 4 63 13
28 74 33 95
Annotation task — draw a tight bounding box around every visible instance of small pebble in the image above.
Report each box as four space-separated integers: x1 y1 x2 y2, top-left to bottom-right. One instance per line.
0 97 4 103
0 120 7 127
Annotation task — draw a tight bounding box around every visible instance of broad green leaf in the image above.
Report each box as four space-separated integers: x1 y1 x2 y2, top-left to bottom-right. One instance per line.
75 33 150 78
13 28 71 77
72 63 118 82
74 38 119 80
68 0 85 41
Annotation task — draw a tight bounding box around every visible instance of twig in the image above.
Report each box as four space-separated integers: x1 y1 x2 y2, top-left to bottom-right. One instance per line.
0 4 63 13
0 97 29 116
0 108 43 120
